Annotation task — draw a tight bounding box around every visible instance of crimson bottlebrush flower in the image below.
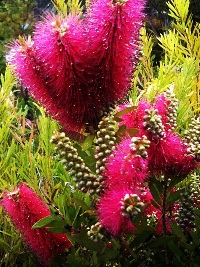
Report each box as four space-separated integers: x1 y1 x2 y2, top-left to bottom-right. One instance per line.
147 132 198 177
33 13 104 133
119 100 152 135
0 183 72 266
7 36 80 136
7 0 145 135
97 184 135 236
104 137 149 188
85 0 145 105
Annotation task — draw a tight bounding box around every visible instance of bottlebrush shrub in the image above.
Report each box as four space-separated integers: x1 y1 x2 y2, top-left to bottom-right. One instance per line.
0 183 72 266
47 88 200 265
95 89 199 237
2 87 200 266
7 0 145 137
4 0 200 265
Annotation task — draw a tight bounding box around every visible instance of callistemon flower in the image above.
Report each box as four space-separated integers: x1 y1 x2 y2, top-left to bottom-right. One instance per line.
7 0 145 135
0 184 72 266
86 0 145 104
117 94 198 178
104 136 149 188
33 13 104 132
97 184 135 236
147 132 198 177
119 100 152 133
7 36 78 136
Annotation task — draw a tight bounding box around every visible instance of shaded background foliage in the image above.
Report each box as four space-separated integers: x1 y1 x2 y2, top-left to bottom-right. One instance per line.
0 0 53 75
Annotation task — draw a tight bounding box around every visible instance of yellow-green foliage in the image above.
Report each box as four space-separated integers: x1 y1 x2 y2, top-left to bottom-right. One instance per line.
0 67 74 265
131 0 200 130
0 0 37 74
0 67 92 266
51 0 84 15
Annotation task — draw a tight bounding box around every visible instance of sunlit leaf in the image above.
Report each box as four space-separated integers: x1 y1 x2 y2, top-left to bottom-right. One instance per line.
32 215 55 229
114 106 137 118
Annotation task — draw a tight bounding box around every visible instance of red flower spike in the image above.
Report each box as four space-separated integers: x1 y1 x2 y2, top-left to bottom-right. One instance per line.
119 100 152 134
85 0 145 105
97 184 135 236
34 14 103 132
1 184 72 266
147 132 198 177
7 37 78 136
7 0 145 135
104 137 149 188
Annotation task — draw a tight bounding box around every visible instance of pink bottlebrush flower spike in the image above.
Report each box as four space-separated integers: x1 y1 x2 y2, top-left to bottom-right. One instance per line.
33 13 105 133
85 0 145 104
97 184 135 236
7 0 145 136
147 132 198 177
6 36 78 136
97 183 152 236
119 100 152 134
104 137 149 188
0 184 72 266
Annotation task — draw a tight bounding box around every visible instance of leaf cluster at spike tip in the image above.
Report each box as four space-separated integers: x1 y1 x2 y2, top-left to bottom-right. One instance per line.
6 0 145 137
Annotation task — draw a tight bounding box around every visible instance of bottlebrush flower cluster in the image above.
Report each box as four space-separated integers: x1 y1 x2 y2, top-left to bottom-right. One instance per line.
97 88 200 236
7 0 145 136
0 183 72 266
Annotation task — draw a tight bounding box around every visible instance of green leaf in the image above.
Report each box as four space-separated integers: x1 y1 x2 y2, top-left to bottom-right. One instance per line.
47 226 68 234
166 188 185 204
168 175 185 190
0 230 14 237
194 216 200 237
114 106 137 118
149 182 162 205
72 196 92 212
170 222 187 243
190 230 199 245
68 230 105 253
114 117 123 122
116 124 126 135
32 215 55 229
130 226 154 249
148 236 174 248
45 220 69 233
81 134 95 151
133 225 155 235
167 240 183 259
0 239 10 251
100 247 119 262
126 128 139 137
51 182 61 201
116 125 139 137
150 199 160 209
194 208 200 216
